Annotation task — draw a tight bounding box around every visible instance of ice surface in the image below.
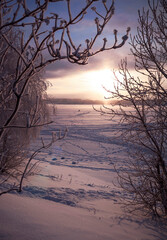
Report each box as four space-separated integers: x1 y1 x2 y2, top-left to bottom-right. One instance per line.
0 105 166 240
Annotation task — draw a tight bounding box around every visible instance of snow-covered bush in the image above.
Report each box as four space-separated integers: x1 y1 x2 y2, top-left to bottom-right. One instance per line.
101 0 167 217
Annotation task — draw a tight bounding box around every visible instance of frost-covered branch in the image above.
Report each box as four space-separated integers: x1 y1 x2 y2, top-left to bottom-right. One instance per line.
98 0 167 218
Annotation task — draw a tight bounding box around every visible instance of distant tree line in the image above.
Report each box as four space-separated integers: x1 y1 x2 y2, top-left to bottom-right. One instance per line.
45 98 104 105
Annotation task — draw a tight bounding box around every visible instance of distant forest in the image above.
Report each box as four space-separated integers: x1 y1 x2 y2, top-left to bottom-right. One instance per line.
45 98 105 105
44 98 142 106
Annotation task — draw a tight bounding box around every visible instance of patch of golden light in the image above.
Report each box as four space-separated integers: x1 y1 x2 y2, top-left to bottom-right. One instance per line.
46 68 123 100
85 69 117 98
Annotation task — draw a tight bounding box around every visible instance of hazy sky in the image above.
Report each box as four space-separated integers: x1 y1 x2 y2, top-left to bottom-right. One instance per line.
45 0 148 100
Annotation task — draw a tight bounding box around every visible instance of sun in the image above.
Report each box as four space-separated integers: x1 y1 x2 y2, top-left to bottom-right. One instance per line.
47 68 120 100
85 69 116 98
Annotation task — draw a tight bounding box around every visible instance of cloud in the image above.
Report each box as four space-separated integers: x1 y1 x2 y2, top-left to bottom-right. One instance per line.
105 0 149 34
44 42 135 81
44 50 110 79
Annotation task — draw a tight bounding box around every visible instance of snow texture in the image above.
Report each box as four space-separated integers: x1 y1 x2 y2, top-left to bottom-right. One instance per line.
0 105 167 240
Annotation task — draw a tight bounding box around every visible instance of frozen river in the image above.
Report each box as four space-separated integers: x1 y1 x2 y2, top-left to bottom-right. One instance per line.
1 104 166 240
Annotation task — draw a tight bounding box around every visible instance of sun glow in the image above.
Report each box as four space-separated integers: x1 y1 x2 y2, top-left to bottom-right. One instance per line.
86 69 117 98
47 68 120 100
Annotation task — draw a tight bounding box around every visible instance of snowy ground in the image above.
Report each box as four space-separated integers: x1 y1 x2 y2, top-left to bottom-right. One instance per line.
0 105 167 240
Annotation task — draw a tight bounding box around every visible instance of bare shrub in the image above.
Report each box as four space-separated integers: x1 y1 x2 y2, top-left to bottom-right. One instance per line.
0 29 49 190
100 0 167 217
